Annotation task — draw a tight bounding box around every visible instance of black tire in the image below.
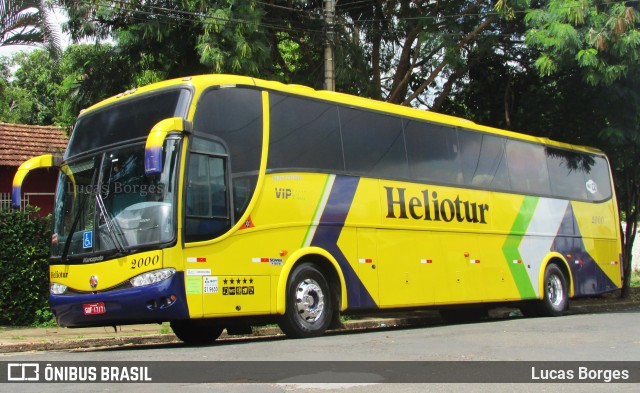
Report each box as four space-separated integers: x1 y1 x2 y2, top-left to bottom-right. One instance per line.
539 264 569 316
521 264 569 317
278 263 334 338
170 320 224 345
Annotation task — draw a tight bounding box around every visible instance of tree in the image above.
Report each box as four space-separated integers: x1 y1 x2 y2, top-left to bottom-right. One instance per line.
0 44 138 127
55 43 139 125
0 51 54 124
0 0 62 58
525 0 640 296
1 50 62 124
333 0 532 107
56 1 531 107
60 0 217 80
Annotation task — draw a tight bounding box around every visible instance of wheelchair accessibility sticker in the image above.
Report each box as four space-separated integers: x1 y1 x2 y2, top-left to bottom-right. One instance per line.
83 231 93 249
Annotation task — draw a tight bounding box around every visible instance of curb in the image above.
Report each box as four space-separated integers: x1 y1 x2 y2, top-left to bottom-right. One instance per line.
1 300 637 354
0 316 433 354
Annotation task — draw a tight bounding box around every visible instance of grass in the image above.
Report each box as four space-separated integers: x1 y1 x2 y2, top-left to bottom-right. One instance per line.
159 322 172 334
632 270 640 288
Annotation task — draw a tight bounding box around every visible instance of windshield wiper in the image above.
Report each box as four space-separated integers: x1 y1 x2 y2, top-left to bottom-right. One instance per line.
95 192 129 254
60 190 90 261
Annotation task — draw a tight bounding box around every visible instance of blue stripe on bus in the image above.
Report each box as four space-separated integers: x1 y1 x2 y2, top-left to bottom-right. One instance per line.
311 175 378 310
551 204 618 295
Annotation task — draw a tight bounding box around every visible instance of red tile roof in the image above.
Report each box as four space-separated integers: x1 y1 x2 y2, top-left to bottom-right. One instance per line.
0 122 69 167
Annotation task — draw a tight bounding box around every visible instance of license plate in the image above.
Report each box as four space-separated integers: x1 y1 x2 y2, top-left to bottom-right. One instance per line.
83 302 106 315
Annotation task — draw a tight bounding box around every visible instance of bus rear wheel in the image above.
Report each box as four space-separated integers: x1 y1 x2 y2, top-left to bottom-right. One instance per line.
278 263 334 339
521 264 569 317
170 320 224 345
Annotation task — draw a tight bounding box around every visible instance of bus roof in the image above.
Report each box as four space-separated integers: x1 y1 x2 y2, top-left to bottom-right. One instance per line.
80 74 605 156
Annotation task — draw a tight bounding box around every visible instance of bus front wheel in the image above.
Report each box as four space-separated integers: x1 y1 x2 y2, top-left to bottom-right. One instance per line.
279 263 334 339
170 320 224 345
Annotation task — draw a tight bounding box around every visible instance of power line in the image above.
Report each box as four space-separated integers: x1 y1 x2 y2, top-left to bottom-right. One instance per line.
70 0 325 36
56 0 638 45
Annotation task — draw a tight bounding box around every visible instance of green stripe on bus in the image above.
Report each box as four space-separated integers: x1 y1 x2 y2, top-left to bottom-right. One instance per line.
302 174 334 248
502 196 538 299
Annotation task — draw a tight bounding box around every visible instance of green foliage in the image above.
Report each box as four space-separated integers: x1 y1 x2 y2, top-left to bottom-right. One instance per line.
631 270 640 288
534 54 558 76
576 48 599 67
0 82 35 124
197 1 270 76
54 0 535 104
1 50 61 124
524 0 640 295
525 0 640 86
0 207 53 326
55 43 138 125
1 0 62 59
0 43 140 127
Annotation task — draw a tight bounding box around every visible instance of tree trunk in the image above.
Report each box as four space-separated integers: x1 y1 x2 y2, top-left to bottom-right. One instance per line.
620 167 639 298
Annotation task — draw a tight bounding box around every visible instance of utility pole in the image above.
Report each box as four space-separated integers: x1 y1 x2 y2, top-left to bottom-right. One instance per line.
324 0 336 91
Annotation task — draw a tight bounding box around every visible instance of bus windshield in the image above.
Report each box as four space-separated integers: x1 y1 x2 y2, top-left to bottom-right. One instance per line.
51 139 181 261
65 88 191 159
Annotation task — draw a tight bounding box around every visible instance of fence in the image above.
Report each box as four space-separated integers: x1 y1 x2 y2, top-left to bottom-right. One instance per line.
0 192 54 212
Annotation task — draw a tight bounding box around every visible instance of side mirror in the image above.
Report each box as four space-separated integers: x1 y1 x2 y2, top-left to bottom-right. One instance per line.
144 117 192 175
12 154 62 208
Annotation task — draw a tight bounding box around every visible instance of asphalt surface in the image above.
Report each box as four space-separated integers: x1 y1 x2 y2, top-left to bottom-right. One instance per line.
1 292 638 353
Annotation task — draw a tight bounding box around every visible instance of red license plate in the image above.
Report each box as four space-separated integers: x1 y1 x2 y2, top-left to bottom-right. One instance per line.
83 302 106 315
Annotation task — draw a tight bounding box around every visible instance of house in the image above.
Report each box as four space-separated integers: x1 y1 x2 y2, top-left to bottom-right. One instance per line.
0 122 69 216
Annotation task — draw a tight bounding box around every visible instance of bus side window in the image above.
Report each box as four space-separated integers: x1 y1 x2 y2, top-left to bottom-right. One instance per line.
585 155 612 202
545 147 588 200
268 93 343 172
405 120 462 185
340 107 407 179
459 130 510 190
506 140 550 195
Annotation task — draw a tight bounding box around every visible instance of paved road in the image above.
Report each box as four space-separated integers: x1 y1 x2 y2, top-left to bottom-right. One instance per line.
2 309 639 392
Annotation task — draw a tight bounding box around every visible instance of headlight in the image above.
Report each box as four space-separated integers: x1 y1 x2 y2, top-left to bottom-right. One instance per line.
50 282 68 295
130 268 176 287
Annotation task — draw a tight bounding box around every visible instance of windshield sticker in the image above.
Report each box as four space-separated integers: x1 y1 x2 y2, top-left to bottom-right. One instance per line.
586 180 598 194
82 231 93 249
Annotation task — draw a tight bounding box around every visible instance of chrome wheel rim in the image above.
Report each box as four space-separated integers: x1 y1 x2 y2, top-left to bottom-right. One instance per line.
547 275 564 307
295 278 325 323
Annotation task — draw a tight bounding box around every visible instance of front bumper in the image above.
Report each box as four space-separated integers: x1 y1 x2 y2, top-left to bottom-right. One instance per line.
50 272 190 327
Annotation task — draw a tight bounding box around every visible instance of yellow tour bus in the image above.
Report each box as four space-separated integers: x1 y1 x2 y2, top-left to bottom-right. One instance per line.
13 75 622 343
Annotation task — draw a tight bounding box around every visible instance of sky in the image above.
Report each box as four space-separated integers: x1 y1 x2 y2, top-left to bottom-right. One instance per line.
0 45 38 58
